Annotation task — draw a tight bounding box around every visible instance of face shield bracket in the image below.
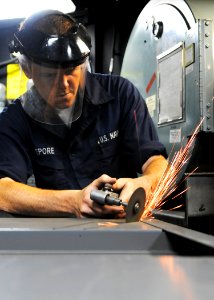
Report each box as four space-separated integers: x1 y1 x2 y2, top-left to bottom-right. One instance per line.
8 11 92 68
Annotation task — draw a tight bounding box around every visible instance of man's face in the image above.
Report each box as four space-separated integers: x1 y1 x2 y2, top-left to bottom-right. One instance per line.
30 62 85 109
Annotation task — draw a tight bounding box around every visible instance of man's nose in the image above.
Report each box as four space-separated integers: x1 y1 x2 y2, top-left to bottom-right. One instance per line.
59 74 70 88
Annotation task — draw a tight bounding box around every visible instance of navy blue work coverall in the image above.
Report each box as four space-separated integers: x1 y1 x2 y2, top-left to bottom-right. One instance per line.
0 72 167 189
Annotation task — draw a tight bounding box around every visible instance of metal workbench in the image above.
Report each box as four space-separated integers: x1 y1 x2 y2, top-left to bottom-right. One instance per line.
0 217 213 300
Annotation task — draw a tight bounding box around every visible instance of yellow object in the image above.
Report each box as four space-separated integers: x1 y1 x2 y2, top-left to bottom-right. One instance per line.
6 64 28 100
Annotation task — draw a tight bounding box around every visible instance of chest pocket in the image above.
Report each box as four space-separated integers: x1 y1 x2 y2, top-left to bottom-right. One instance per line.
96 141 118 161
76 140 120 181
34 155 64 168
32 155 70 189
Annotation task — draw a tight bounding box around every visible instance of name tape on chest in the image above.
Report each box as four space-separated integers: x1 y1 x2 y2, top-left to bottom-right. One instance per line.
97 130 119 144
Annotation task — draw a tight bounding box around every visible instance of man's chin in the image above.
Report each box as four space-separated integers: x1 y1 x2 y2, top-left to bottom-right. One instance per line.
55 99 75 109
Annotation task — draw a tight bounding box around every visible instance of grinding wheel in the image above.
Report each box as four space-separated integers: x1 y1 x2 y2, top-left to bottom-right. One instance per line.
126 187 146 223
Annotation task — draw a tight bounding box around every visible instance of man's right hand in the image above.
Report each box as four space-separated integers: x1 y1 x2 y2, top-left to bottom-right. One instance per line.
78 174 125 218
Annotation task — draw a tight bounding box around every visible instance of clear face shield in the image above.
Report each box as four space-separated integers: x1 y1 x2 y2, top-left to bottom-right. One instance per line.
20 59 88 126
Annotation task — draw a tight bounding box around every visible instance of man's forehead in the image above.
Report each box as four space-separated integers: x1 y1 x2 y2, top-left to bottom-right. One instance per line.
32 63 80 73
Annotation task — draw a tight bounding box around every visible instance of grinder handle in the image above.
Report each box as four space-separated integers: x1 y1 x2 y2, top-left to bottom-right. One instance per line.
90 190 107 205
90 190 125 206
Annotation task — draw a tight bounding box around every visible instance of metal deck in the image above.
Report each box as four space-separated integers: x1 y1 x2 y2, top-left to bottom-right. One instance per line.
0 217 213 300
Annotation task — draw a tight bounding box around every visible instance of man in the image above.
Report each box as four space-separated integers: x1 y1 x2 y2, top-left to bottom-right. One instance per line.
0 10 168 218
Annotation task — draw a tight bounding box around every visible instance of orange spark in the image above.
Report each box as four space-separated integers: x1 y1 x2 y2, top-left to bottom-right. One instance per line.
140 118 204 220
98 221 119 227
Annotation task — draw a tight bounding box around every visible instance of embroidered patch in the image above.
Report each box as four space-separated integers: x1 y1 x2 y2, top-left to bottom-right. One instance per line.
97 130 119 144
35 147 55 155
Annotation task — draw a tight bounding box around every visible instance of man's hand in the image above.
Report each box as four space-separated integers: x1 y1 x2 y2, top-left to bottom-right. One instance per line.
79 174 125 218
111 176 151 204
112 155 168 204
